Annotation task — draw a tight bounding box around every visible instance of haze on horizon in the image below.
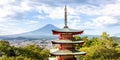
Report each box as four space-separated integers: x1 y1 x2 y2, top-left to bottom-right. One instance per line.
0 0 120 37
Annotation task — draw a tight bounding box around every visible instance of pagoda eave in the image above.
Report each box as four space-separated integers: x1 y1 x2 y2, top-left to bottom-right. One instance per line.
52 30 83 35
50 53 86 56
51 40 84 44
50 51 86 56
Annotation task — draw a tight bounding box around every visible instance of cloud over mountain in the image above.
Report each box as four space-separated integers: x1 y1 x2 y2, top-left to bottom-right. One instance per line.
2 24 59 39
0 0 120 36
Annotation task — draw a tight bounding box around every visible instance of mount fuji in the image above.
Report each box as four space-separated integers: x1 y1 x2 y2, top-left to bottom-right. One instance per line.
0 24 59 40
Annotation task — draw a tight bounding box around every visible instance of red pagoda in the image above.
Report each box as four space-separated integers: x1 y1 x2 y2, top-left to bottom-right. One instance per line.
50 6 86 60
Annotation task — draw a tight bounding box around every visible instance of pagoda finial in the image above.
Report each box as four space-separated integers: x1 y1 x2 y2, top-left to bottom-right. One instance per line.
64 5 68 28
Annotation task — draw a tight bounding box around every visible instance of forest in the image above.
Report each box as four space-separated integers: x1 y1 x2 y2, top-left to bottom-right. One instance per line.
0 32 120 60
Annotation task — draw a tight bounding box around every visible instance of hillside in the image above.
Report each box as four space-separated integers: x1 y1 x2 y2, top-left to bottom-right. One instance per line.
0 24 59 40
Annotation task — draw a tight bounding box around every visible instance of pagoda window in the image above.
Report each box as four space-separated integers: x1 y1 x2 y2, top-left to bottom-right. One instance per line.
59 33 73 40
59 44 75 50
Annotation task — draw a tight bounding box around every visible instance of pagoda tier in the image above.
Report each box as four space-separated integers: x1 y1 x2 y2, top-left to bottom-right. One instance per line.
51 40 84 44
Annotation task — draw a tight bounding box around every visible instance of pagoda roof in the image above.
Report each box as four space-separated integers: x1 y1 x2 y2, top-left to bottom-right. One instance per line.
52 28 83 35
51 40 84 44
50 49 86 56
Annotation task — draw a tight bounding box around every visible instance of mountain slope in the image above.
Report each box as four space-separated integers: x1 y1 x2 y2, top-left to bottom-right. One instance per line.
18 24 59 36
2 24 59 39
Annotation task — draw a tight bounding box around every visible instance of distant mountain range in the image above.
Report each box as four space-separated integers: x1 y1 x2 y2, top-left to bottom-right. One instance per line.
114 33 120 37
0 24 119 41
14 24 59 37
0 24 59 40
111 36 120 43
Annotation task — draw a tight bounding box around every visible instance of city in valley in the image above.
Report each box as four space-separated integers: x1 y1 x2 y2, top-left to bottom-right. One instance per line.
2 39 53 50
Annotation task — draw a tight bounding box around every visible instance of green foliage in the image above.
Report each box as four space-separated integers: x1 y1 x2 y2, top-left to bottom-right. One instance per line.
0 32 120 60
74 35 82 49
0 40 49 60
74 32 120 60
0 40 16 57
74 35 82 41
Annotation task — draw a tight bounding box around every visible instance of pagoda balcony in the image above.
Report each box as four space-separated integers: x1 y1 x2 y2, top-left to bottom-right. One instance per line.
50 49 86 56
51 40 84 44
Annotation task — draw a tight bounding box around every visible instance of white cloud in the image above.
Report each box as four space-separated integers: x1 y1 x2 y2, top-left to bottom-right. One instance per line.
100 3 120 16
0 0 35 35
77 5 100 16
48 7 64 19
67 1 120 30
94 16 118 25
0 0 120 35
87 0 116 5
70 1 120 17
0 0 15 5
35 5 64 20
0 22 24 35
0 19 40 35
35 5 80 20
84 16 119 28
0 18 6 22
35 1 120 30
25 20 39 25
0 6 15 18
37 15 46 19
0 0 33 18
69 19 81 29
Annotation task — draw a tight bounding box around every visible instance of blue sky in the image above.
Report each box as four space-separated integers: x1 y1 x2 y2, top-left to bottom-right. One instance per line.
0 0 120 37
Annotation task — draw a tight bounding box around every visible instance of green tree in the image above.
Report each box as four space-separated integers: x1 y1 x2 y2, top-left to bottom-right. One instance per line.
0 40 49 60
78 32 120 60
73 35 83 49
